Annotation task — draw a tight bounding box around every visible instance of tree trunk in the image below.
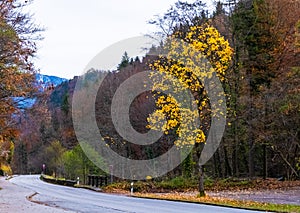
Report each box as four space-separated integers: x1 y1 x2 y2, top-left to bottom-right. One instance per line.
198 164 205 197
248 124 254 178
195 143 205 197
224 146 232 177
233 120 239 177
248 69 255 178
263 144 267 179
216 149 223 178
213 150 222 178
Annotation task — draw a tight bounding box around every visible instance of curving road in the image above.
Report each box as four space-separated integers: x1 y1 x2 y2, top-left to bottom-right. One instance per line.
10 175 263 213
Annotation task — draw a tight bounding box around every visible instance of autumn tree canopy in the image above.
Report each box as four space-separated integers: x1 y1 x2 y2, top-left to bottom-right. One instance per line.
0 0 42 174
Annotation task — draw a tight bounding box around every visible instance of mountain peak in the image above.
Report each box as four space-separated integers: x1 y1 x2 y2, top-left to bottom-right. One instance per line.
35 73 68 89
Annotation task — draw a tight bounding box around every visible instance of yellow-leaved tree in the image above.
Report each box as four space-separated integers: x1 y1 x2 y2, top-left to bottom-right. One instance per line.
147 23 233 196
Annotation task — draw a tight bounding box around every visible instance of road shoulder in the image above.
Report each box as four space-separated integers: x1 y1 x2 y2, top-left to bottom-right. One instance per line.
0 176 73 213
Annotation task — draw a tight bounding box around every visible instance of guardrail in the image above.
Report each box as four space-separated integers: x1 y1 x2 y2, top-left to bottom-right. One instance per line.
87 175 108 187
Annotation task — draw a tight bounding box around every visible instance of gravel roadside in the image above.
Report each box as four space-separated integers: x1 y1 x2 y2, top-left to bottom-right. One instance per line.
207 187 300 205
0 176 74 213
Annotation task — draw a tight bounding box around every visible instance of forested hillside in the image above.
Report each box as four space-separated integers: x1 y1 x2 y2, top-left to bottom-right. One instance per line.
1 0 299 191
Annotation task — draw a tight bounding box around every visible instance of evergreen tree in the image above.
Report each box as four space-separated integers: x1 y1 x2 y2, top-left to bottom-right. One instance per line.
117 51 130 70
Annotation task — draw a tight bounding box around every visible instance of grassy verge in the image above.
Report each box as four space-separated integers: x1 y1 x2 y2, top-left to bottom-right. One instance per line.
104 176 198 193
40 174 76 186
103 176 300 193
134 193 300 213
41 174 66 180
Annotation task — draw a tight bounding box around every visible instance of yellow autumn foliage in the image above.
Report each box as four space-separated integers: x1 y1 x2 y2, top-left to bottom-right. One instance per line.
147 23 233 147
0 135 14 175
0 163 12 175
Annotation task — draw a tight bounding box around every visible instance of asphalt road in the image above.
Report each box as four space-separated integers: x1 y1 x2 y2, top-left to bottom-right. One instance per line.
10 175 263 213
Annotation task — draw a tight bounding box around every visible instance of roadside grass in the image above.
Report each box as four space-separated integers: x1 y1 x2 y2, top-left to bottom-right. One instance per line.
103 176 300 193
41 174 66 181
104 176 198 193
104 176 259 193
40 174 76 186
134 193 300 213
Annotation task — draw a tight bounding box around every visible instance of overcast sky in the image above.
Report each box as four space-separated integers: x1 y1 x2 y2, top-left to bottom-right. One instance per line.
27 0 213 79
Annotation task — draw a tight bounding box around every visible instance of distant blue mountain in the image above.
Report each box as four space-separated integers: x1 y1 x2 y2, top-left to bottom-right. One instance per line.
15 74 68 109
35 73 68 90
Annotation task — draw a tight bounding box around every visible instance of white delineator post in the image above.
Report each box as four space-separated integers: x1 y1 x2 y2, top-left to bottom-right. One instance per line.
130 182 134 196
